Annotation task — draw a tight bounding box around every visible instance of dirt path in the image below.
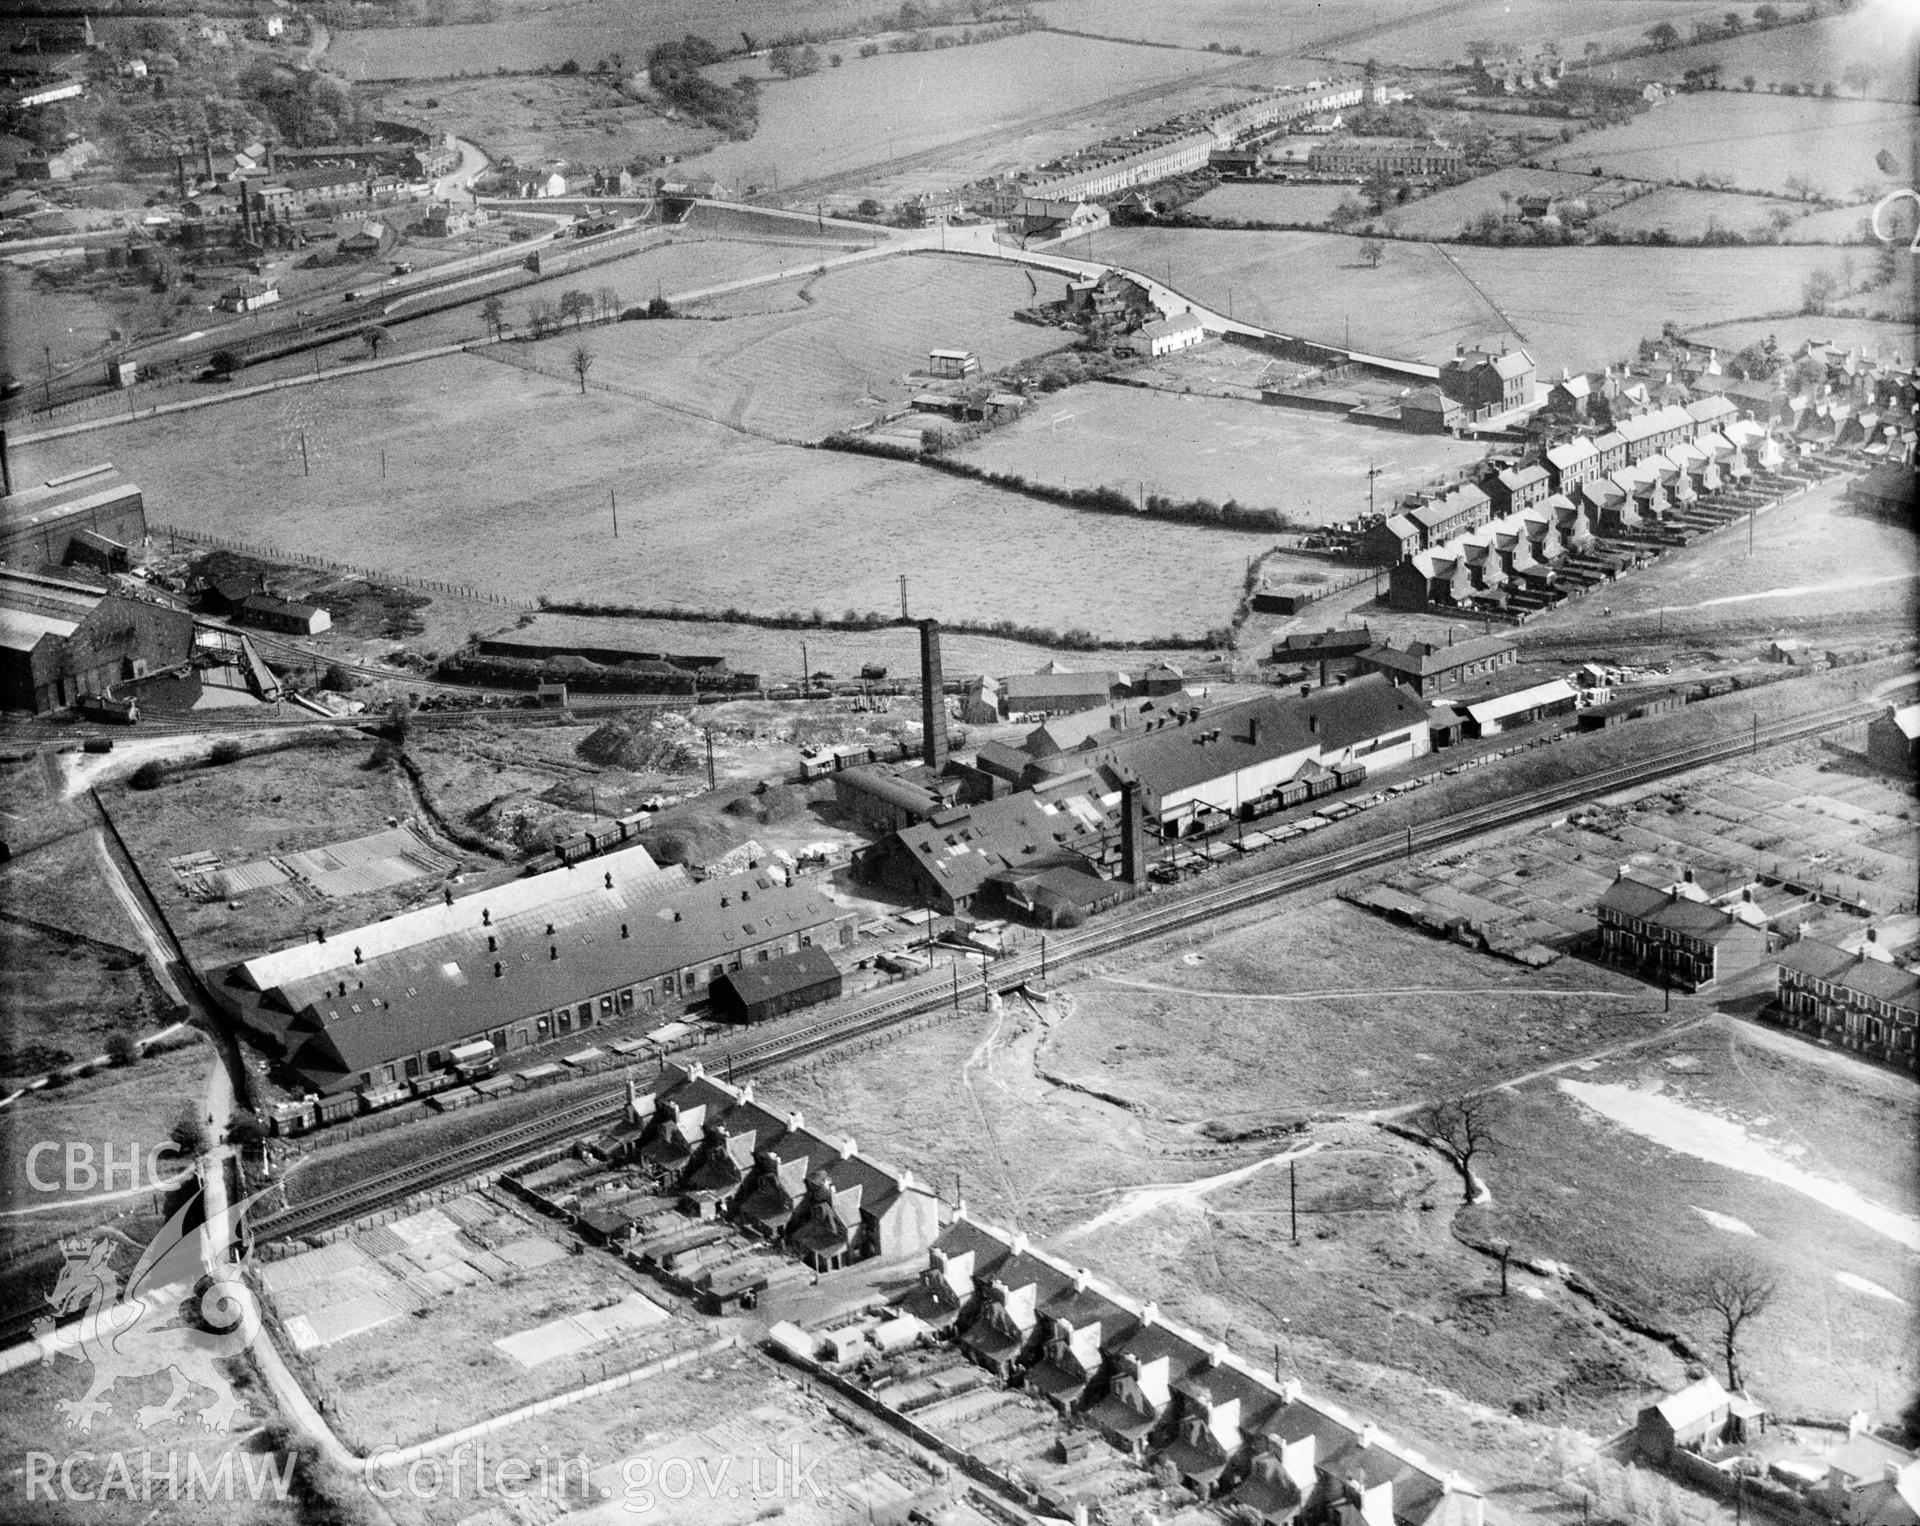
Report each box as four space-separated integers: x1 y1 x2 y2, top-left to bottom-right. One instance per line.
1050 1140 1322 1245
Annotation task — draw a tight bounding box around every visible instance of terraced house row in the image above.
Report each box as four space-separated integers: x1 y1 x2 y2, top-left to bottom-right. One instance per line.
1772 936 1920 1072
894 1214 1485 1526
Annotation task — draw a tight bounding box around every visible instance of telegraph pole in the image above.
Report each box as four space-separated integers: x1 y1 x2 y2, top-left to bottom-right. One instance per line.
610 488 619 538
1289 1158 1299 1244
1366 461 1384 518
899 574 908 619
704 727 716 790
800 640 809 693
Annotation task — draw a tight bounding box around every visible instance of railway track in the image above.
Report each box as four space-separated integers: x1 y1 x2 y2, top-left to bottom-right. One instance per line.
241 693 1866 1246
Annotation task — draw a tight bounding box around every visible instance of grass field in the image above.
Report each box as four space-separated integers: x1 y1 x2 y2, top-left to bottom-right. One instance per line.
1589 184 1810 239
668 32 1225 195
11 353 1266 643
1546 93 1920 200
517 252 1077 440
1032 0 1731 64
1306 0 1743 66
1056 226 1852 372
1184 182 1358 225
1468 1019 1918 1424
327 0 874 78
1602 2 1919 100
955 383 1490 525
0 925 152 1090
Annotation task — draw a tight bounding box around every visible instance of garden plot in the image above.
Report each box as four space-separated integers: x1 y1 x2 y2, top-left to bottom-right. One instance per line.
1544 92 1920 200
295 1194 696 1450
170 824 453 902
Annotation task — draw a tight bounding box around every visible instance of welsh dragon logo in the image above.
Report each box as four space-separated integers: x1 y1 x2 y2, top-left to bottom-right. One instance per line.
35 1183 270 1435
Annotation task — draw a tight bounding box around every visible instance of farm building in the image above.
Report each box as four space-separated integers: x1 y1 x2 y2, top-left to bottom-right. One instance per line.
888 1212 1487 1522
1054 675 1432 838
0 464 146 574
1635 1375 1767 1465
0 567 193 714
235 592 330 635
1594 868 1771 992
1461 678 1577 737
616 1062 940 1270
1355 633 1516 697
1773 936 1920 1071
708 943 843 1025
927 349 981 380
1866 705 1920 776
1438 343 1535 423
1130 312 1206 358
220 855 856 1095
855 789 1112 916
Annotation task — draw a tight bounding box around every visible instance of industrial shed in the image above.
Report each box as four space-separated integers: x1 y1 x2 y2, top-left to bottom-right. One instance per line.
709 944 843 1025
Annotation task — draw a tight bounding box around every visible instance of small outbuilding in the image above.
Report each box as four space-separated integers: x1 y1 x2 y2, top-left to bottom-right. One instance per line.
708 943 843 1025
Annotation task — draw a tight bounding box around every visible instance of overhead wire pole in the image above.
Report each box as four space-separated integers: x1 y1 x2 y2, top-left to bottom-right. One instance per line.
610 488 619 538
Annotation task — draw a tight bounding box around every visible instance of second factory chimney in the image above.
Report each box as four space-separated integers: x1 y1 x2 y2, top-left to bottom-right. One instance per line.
919 617 948 771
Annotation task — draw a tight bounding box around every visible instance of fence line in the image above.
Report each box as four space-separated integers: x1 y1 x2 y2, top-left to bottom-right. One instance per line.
152 522 538 609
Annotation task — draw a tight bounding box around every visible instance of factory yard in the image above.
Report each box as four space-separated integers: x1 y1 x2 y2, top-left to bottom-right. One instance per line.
955 381 1491 526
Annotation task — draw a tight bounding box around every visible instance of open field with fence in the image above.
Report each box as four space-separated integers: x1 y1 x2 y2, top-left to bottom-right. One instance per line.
955 382 1490 526
664 31 1227 195
11 352 1268 643
1545 92 1919 200
1600 4 1919 99
513 252 1077 441
1062 227 1878 373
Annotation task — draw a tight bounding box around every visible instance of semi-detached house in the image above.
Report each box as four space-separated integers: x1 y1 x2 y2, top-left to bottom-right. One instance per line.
1773 937 1920 1071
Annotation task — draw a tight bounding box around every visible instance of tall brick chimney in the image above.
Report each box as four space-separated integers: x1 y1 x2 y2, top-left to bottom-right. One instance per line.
919 617 947 771
1120 779 1148 886
0 425 13 497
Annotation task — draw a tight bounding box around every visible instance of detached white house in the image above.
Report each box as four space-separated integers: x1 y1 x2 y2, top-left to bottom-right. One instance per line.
1131 311 1206 358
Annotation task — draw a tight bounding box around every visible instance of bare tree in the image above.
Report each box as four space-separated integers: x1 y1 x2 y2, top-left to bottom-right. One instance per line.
1689 1252 1778 1392
480 294 505 339
558 289 591 329
595 284 619 322
1411 1094 1501 1203
361 325 391 359
570 344 594 393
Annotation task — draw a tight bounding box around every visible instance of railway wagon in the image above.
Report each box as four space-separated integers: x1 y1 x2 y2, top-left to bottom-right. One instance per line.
315 1092 359 1126
268 1098 318 1137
